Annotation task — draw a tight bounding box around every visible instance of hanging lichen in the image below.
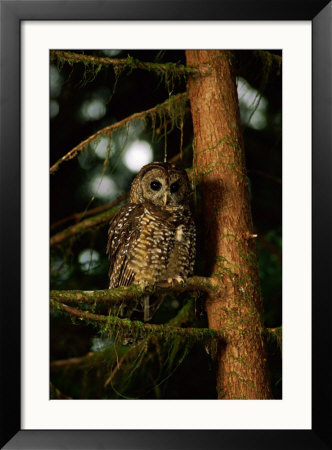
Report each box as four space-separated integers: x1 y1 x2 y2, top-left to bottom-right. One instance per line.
50 50 198 90
50 93 189 174
51 331 214 399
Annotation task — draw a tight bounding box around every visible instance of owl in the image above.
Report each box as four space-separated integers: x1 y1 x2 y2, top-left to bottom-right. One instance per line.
107 161 195 321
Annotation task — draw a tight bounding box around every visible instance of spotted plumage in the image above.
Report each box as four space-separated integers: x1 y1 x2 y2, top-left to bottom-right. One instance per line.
107 162 195 321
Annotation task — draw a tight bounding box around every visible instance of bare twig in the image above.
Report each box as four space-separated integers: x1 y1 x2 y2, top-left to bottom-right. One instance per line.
248 169 282 184
104 354 127 388
51 352 95 368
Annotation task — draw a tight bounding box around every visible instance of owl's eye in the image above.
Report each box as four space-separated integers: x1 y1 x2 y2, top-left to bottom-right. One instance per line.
170 181 180 193
150 180 162 191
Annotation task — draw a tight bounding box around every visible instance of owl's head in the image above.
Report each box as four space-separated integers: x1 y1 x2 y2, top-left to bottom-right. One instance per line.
129 162 192 207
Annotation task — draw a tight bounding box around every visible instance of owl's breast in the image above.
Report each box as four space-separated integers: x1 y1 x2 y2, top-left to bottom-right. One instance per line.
127 208 173 285
123 204 195 286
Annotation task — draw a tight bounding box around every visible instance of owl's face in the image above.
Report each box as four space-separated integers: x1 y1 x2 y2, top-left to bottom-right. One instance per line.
130 162 191 207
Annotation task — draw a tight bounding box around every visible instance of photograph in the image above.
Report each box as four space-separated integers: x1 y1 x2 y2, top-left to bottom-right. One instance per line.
49 49 282 400
1 1 331 446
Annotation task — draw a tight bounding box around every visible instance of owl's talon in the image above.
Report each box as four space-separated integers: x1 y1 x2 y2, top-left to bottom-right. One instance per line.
137 280 149 292
175 276 185 285
167 276 184 286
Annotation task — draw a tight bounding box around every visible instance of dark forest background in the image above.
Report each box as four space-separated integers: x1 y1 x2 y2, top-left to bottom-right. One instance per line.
50 50 282 399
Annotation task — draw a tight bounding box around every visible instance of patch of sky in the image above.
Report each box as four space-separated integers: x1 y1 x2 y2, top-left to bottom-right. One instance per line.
123 140 153 172
78 249 101 273
90 174 120 200
127 118 146 137
80 98 107 121
111 118 146 152
79 87 111 122
102 50 122 57
91 336 114 352
237 77 268 130
91 136 114 160
78 146 97 170
50 256 72 281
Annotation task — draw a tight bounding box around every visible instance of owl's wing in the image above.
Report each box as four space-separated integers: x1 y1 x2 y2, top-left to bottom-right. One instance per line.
107 203 143 288
187 216 196 275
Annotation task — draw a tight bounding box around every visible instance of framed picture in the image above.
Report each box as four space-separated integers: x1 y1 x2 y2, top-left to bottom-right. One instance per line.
1 1 331 449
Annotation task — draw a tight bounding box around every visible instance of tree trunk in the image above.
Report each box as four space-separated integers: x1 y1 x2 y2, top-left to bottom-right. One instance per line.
186 50 272 399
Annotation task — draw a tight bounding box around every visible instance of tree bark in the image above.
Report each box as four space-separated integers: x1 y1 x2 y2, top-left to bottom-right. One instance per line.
186 50 272 399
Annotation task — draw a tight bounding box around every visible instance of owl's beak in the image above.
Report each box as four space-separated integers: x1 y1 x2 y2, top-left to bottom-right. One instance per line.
163 192 168 206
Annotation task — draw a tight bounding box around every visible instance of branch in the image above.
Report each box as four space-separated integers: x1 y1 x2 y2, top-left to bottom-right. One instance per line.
248 168 282 185
104 354 127 388
167 298 196 327
50 276 219 306
51 352 95 369
50 92 188 174
50 206 118 247
50 151 184 234
50 192 129 232
50 152 191 246
51 50 198 76
50 299 222 342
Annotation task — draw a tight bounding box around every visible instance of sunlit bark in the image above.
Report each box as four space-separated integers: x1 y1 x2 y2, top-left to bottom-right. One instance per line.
186 50 272 399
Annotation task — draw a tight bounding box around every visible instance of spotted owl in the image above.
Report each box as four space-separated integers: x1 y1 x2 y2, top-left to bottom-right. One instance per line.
107 162 195 321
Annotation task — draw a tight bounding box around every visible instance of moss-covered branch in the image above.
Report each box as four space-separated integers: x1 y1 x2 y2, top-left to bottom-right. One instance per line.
50 192 129 232
51 50 198 76
167 297 196 327
50 205 119 247
51 50 281 82
50 276 219 306
50 92 188 174
51 299 222 342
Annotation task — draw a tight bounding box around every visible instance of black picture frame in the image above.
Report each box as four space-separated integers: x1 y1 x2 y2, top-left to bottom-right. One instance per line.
1 1 331 448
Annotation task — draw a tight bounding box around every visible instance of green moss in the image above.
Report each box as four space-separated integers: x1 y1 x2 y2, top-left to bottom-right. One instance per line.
50 50 197 90
51 297 222 348
229 354 251 369
229 371 256 390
